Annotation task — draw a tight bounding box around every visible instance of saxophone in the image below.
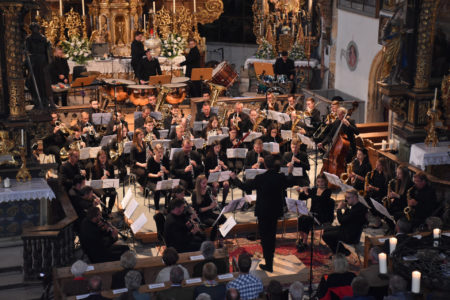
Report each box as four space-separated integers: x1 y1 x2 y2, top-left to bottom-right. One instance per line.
404 186 416 221
253 110 267 132
340 162 353 184
207 82 227 107
382 178 398 208
155 85 170 112
364 170 374 197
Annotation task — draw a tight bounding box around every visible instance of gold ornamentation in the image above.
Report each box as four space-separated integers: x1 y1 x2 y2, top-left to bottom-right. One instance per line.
16 147 31 182
37 13 60 46
389 97 407 120
196 0 224 25
65 8 82 38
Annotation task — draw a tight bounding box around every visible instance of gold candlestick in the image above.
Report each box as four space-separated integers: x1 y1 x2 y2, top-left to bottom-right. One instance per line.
16 147 31 182
82 15 88 39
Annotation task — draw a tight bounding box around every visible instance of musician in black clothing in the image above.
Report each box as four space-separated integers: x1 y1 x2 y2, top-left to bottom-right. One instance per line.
262 125 283 145
169 125 184 149
79 207 129 263
407 172 438 230
137 51 162 84
146 144 171 210
143 116 160 140
244 139 270 170
230 155 295 272
296 174 334 252
134 107 151 130
204 141 230 206
79 111 98 147
282 94 303 113
282 139 310 187
43 112 67 164
130 128 148 187
349 148 372 192
179 38 201 97
68 175 87 230
274 51 295 93
59 149 86 191
365 157 391 202
220 127 244 172
171 139 204 191
227 102 251 134
87 99 100 123
164 198 205 253
260 92 281 112
322 189 368 256
131 31 145 75
91 150 117 215
195 101 217 122
318 107 359 163
304 97 321 137
49 46 69 106
164 105 183 130
385 165 414 221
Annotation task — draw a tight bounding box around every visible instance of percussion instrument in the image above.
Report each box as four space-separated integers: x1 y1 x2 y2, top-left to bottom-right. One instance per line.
80 71 101 77
128 84 156 106
171 77 190 84
162 69 183 77
211 61 238 88
163 83 187 105
277 74 288 84
103 79 135 102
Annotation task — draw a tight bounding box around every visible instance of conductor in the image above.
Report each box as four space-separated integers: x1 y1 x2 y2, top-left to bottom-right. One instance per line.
179 38 201 97
137 50 162 84
230 155 294 272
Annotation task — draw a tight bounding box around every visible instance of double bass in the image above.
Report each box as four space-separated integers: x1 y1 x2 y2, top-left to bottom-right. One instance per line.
320 102 358 178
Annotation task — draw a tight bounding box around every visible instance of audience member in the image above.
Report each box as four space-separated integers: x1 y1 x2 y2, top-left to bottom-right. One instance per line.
85 276 108 300
316 254 356 300
196 293 212 300
111 251 144 289
193 241 228 277
289 281 304 300
194 262 226 299
118 270 150 300
226 253 263 300
359 248 389 300
155 266 194 300
226 288 241 300
343 276 375 300
383 275 411 300
63 260 88 296
155 247 190 283
265 280 287 299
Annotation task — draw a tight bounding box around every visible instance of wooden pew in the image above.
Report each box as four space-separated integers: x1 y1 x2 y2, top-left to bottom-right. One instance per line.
356 122 388 133
54 249 229 299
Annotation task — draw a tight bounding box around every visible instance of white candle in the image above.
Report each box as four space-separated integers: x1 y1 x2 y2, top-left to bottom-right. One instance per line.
173 0 176 13
144 14 146 31
21 129 24 146
153 1 156 13
411 271 421 293
433 88 437 110
381 139 387 150
389 139 394 150
193 0 196 13
37 10 39 17
308 0 313 13
433 228 441 239
59 0 63 16
378 253 387 274
389 237 397 254
82 0 85 16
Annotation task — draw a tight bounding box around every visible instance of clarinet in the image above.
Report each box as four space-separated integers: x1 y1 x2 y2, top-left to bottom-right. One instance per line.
160 161 165 180
257 152 261 169
217 155 222 171
188 152 195 179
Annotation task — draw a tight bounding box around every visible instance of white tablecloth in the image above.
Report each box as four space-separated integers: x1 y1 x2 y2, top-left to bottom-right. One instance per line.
244 57 319 70
0 178 55 203
409 142 450 170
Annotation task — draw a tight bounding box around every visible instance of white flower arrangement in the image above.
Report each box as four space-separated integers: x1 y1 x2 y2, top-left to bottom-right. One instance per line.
161 33 186 59
62 36 92 65
289 42 306 60
255 38 276 59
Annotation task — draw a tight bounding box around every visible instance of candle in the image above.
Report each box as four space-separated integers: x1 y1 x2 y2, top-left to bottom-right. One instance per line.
389 139 394 150
411 271 421 293
433 228 441 239
378 253 387 274
144 14 146 32
82 0 85 16
153 1 156 13
99 16 101 31
193 0 196 13
308 0 313 13
381 139 387 150
433 88 437 110
21 129 24 147
389 237 397 254
37 10 39 17
173 0 176 13
59 0 63 16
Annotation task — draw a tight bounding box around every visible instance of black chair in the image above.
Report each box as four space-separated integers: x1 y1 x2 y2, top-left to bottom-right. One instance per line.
153 212 166 255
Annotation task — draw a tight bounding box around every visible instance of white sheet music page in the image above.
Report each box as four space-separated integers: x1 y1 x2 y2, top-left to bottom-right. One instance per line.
219 216 237 237
121 188 133 209
124 199 138 219
131 213 148 234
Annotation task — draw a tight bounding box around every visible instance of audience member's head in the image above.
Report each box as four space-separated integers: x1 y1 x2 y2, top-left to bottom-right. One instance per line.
332 254 349 273
425 216 443 231
389 275 407 294
226 288 241 300
162 247 179 266
79 186 94 199
238 253 252 274
196 293 212 300
70 260 88 278
351 276 370 296
88 276 102 293
396 218 412 234
202 262 217 281
266 280 283 299
120 250 137 269
200 241 216 260
124 270 142 291
170 266 184 284
369 246 382 264
289 281 304 300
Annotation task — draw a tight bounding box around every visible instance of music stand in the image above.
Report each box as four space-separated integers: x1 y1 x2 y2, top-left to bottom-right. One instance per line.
149 75 171 86
71 75 97 105
191 68 213 96
253 62 274 77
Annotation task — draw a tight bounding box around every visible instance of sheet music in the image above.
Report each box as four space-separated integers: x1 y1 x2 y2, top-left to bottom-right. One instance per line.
207 134 228 145
267 110 290 124
124 199 138 219
193 121 207 132
285 197 309 215
79 147 90 160
38 154 56 164
151 139 171 151
103 179 120 188
92 113 112 125
169 148 183 160
156 179 180 190
245 194 256 203
150 111 162 121
223 197 246 213
221 127 229 134
297 133 316 149
89 147 101 158
357 194 370 208
193 138 205 149
158 129 169 139
263 142 280 153
279 167 303 176
323 172 342 187
100 135 116 147
219 216 237 237
243 132 263 142
131 213 148 234
85 180 101 189
244 169 267 179
123 141 133 154
121 188 133 209
370 198 395 222
280 130 293 140
208 171 231 183
226 148 248 159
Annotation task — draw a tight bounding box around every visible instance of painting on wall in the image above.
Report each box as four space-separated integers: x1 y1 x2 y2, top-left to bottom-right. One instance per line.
345 41 359 71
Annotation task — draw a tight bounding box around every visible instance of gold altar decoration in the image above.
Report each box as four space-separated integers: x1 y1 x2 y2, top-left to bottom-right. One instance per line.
194 0 224 25
36 12 60 46
16 147 31 182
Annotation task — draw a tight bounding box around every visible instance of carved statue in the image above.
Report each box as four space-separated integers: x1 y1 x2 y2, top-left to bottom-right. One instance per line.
115 20 125 45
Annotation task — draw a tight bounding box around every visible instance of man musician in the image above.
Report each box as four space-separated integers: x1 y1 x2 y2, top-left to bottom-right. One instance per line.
48 46 69 106
227 102 251 134
195 101 217 122
59 149 87 192
170 139 204 191
282 94 303 113
131 31 145 76
179 38 201 97
137 50 162 84
274 51 295 93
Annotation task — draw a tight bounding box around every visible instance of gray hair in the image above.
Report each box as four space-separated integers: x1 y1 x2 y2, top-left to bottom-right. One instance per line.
289 281 304 300
124 270 142 291
426 216 443 231
351 276 370 296
200 241 216 260
389 275 407 294
120 250 137 269
396 218 412 234
196 293 212 300
70 260 88 277
170 266 184 284
332 254 349 273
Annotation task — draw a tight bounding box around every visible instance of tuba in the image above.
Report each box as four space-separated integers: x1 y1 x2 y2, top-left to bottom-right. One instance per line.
207 82 227 108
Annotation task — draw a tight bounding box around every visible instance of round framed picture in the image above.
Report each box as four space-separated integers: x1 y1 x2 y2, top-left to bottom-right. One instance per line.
346 41 359 71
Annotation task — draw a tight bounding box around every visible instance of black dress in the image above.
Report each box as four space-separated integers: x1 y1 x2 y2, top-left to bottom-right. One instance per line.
192 191 226 227
91 163 117 212
146 155 171 210
298 188 334 234
352 159 372 191
282 151 310 186
130 144 147 186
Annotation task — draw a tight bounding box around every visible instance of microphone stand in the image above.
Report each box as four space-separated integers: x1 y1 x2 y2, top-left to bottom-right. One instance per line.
308 212 320 297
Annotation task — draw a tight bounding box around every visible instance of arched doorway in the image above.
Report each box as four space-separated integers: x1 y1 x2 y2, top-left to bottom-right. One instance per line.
367 50 387 122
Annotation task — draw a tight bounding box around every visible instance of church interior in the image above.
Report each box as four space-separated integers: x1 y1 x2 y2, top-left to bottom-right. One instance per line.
0 0 449 299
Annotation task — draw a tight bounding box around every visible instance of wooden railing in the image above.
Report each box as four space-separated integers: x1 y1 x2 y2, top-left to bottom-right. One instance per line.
21 181 78 280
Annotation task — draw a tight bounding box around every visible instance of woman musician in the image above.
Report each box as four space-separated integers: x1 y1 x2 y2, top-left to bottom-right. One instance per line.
220 127 244 173
282 139 310 187
295 174 334 252
384 165 413 222
204 140 230 207
146 144 171 211
130 128 147 189
91 150 117 216
201 116 223 140
191 175 227 241
349 148 372 192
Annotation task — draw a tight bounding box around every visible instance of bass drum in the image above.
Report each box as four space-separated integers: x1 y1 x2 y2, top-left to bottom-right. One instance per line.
211 61 238 88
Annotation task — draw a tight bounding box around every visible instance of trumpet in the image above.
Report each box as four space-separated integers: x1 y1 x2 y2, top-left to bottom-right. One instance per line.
232 114 240 131
55 121 75 135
